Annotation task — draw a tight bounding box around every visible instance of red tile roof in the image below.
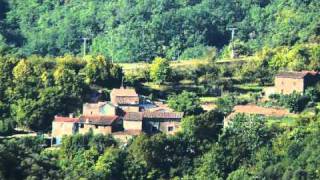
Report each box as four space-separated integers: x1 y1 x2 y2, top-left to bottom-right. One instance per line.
79 115 118 125
54 116 79 123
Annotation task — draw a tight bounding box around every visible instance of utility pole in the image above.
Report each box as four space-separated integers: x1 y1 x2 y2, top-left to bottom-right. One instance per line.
82 37 89 57
227 27 237 59
111 35 113 64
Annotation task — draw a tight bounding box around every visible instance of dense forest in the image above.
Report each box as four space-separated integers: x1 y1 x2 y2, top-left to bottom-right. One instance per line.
0 0 320 179
0 0 319 61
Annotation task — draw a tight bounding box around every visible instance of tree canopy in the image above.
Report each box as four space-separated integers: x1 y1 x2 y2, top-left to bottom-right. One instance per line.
0 0 318 61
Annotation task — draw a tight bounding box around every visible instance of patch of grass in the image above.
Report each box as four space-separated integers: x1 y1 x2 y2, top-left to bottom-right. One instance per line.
265 115 298 127
170 59 209 68
200 96 218 103
118 59 208 74
233 83 264 92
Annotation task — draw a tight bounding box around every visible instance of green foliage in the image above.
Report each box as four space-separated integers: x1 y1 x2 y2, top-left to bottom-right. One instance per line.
1 0 317 61
94 147 124 179
0 137 61 179
269 92 312 113
83 55 123 87
0 54 122 131
181 110 224 141
168 91 203 115
194 114 273 179
179 45 208 60
150 57 171 84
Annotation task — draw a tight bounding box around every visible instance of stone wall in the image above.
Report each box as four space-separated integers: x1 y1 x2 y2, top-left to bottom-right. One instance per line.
78 124 113 135
159 121 180 135
275 77 304 94
52 122 75 138
83 104 100 116
123 120 142 131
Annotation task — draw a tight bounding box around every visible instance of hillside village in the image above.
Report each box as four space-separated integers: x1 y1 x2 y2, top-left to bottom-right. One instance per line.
51 70 320 144
0 0 320 179
52 87 183 143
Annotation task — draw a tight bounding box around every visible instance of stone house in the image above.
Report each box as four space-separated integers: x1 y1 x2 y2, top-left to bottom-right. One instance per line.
52 115 119 143
52 115 79 143
143 112 183 134
110 88 140 112
77 115 119 135
83 102 117 116
274 71 319 95
123 112 143 131
123 111 184 135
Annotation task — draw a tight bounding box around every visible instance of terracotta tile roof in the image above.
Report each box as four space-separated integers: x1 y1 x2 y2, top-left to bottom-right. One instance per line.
123 112 143 121
54 116 79 123
111 88 138 97
276 71 307 79
143 111 184 119
79 115 118 125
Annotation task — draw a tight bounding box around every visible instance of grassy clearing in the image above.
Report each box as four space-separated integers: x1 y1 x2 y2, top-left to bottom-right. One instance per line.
233 83 264 92
200 96 218 103
265 115 298 127
118 59 209 74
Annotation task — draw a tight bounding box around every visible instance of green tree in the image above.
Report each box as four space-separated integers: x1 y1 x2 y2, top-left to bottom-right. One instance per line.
168 91 203 115
181 110 224 141
94 147 124 179
150 57 171 84
83 55 123 87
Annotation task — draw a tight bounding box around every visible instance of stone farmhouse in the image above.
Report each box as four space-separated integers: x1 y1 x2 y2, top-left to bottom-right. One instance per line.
52 88 183 143
123 111 183 135
264 71 320 97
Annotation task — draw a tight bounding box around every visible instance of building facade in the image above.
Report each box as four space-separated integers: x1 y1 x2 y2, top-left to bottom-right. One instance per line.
110 88 140 112
275 71 319 95
123 111 183 135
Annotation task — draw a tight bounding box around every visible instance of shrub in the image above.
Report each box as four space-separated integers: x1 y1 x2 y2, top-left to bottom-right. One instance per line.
167 91 203 115
179 45 208 60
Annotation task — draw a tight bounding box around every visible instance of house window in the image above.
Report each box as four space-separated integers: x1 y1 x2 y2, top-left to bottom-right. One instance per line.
168 126 174 132
95 125 98 129
80 124 84 128
281 81 284 85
